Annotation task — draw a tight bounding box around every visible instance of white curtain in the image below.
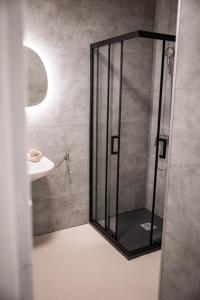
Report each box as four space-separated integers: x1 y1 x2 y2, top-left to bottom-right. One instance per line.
0 0 33 299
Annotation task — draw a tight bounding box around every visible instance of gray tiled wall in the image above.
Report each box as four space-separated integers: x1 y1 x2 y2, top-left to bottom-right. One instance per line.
160 0 200 299
25 0 156 235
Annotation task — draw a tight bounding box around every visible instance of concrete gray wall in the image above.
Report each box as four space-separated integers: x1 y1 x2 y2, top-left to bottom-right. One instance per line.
160 0 200 299
25 0 156 235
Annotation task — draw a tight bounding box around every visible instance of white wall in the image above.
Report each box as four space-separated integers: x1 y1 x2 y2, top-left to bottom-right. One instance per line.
0 0 33 299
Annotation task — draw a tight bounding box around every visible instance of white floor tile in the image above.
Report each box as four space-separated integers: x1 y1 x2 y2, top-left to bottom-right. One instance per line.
33 224 161 300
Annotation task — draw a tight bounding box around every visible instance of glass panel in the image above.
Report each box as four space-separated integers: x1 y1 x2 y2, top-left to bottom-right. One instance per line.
117 37 164 252
92 48 97 220
92 43 121 235
107 43 121 236
152 41 175 244
146 39 165 246
116 37 153 251
92 46 109 228
95 46 109 228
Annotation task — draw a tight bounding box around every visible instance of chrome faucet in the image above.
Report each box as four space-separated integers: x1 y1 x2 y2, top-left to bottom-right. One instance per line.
56 152 72 174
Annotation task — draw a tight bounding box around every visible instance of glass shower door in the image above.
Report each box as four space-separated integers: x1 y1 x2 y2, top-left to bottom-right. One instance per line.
91 43 120 236
106 43 122 236
92 45 108 229
116 37 155 252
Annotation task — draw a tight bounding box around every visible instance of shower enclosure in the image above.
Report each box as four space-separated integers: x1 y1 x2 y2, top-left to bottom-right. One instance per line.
90 31 175 259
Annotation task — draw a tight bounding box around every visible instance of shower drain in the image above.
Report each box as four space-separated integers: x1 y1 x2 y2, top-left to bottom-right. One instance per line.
140 223 157 231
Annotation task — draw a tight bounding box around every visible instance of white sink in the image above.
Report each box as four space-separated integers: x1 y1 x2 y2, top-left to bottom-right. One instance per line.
28 156 55 182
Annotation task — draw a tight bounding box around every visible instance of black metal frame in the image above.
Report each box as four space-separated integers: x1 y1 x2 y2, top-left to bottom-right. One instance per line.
111 136 118 155
90 30 175 260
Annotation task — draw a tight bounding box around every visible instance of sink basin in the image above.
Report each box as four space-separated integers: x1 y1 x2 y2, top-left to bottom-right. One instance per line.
28 156 55 182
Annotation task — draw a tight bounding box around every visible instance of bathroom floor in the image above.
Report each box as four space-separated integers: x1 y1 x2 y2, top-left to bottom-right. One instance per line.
33 224 161 300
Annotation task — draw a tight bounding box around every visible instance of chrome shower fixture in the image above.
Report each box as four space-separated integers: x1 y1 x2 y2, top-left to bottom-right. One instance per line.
165 47 175 74
56 152 72 174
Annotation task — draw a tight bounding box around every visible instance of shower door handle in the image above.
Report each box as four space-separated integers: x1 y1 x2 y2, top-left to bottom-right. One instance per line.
158 137 167 159
111 136 118 155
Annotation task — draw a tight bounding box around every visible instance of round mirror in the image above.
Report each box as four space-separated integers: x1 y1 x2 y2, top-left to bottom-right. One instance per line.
24 46 48 106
